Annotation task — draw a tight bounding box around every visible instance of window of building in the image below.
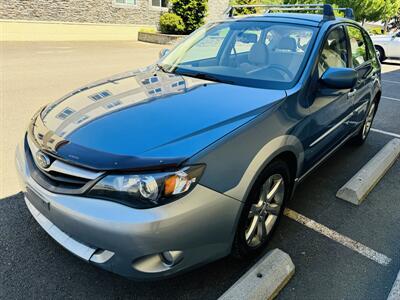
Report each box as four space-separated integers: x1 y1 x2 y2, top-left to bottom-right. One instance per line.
151 0 168 9
56 108 75 120
104 99 122 109
113 0 137 7
89 90 112 101
142 76 159 85
149 87 162 95
74 115 89 124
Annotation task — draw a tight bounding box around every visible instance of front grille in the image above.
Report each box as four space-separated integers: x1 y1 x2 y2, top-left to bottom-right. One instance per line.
25 136 103 195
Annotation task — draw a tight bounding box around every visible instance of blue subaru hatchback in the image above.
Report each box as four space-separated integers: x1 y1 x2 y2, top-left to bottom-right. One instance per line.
16 4 381 279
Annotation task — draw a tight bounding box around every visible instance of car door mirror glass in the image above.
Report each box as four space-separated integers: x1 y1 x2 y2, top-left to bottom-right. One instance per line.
320 67 357 90
159 48 170 59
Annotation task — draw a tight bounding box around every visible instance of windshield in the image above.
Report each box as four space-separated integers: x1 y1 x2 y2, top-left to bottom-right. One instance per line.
159 21 317 89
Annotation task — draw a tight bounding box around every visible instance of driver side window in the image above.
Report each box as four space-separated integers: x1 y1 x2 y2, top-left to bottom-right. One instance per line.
319 26 349 77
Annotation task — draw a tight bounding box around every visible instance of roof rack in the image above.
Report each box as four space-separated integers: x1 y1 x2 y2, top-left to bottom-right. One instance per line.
224 3 354 21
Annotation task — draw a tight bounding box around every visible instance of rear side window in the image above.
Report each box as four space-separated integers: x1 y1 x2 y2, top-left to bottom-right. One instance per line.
319 26 348 77
363 31 379 64
346 26 368 67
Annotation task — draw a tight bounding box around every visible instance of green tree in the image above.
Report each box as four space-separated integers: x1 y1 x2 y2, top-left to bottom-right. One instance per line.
170 0 207 33
380 0 400 32
282 0 391 23
232 0 257 15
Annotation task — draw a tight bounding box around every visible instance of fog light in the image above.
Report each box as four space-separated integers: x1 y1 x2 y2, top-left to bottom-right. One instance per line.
160 250 184 266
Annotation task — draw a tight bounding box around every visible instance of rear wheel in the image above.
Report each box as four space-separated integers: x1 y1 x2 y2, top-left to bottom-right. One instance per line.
232 160 292 258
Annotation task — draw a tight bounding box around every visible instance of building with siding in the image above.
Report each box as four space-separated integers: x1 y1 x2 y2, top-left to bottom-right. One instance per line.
0 0 230 41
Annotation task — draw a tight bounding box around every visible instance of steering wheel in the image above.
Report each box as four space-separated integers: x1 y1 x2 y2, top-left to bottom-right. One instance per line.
264 64 293 80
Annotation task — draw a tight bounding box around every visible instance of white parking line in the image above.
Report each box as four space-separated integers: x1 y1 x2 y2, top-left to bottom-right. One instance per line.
284 208 392 266
388 269 400 300
371 128 400 139
382 96 400 103
382 80 400 84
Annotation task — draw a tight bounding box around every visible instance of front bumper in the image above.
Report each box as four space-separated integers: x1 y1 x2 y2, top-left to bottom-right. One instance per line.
15 139 242 280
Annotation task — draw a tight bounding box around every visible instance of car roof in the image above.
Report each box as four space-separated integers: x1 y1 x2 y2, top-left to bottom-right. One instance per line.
228 13 358 27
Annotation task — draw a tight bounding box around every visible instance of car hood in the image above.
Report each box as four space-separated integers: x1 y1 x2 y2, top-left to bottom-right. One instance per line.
31 67 286 170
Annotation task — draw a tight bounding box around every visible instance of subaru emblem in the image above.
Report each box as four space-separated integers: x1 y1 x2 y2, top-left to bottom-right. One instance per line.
35 151 51 169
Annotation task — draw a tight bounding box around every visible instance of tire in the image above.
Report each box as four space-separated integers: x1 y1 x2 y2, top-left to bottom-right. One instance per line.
232 159 292 258
375 46 386 63
351 100 378 146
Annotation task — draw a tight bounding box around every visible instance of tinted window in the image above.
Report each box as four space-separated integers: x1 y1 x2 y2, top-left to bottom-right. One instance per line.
347 26 368 67
319 26 348 77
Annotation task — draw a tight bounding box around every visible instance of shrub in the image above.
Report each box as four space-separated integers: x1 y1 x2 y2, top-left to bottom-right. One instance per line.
159 13 185 34
171 0 208 33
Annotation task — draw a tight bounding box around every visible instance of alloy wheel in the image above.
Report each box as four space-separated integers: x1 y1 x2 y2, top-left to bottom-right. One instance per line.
245 174 285 247
362 103 376 140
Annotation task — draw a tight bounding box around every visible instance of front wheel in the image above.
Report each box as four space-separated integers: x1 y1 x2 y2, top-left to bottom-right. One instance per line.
375 46 386 63
232 160 292 258
352 101 377 145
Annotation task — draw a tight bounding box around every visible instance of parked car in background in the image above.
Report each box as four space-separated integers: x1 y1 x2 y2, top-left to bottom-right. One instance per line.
16 4 382 280
371 31 400 62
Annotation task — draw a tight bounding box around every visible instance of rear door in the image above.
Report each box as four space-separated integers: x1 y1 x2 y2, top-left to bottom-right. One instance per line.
305 25 354 167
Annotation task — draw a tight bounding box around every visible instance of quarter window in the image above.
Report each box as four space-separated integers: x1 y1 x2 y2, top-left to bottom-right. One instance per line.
319 27 348 77
347 26 368 67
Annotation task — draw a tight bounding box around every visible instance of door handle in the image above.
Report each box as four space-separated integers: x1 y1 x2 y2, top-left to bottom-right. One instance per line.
348 89 357 98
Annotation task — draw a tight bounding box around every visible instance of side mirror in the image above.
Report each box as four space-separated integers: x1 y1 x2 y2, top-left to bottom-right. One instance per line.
159 48 170 59
320 67 357 90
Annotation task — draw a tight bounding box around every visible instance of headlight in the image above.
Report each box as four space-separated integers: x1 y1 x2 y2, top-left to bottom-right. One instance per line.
87 165 205 208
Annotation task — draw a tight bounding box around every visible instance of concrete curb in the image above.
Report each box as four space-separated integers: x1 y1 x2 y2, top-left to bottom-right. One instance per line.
218 249 295 300
336 138 400 205
388 269 400 300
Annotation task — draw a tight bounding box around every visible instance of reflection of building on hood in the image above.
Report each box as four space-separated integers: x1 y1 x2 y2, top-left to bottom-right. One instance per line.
39 70 199 140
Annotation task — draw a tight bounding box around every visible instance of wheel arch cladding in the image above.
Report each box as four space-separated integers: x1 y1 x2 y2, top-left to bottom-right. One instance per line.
196 134 303 202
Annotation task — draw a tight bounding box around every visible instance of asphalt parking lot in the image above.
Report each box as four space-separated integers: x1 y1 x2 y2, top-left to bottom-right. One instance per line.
1 42 399 299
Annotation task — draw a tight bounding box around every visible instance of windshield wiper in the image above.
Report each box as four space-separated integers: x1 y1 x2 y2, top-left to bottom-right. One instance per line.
176 71 234 84
156 63 172 74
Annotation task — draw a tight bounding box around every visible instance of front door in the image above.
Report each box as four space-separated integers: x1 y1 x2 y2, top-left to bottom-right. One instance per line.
304 25 354 168
346 25 379 126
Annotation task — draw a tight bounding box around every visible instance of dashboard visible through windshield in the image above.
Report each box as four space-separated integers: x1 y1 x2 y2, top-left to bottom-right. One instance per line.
159 21 317 89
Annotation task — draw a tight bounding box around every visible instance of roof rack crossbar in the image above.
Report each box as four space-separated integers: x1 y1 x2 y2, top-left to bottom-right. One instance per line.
225 3 354 20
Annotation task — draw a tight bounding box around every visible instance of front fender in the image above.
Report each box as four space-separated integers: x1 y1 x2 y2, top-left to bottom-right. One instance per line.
223 135 304 201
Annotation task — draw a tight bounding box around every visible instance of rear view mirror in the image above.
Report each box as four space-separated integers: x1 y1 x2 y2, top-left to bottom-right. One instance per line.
237 32 258 44
320 67 357 90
